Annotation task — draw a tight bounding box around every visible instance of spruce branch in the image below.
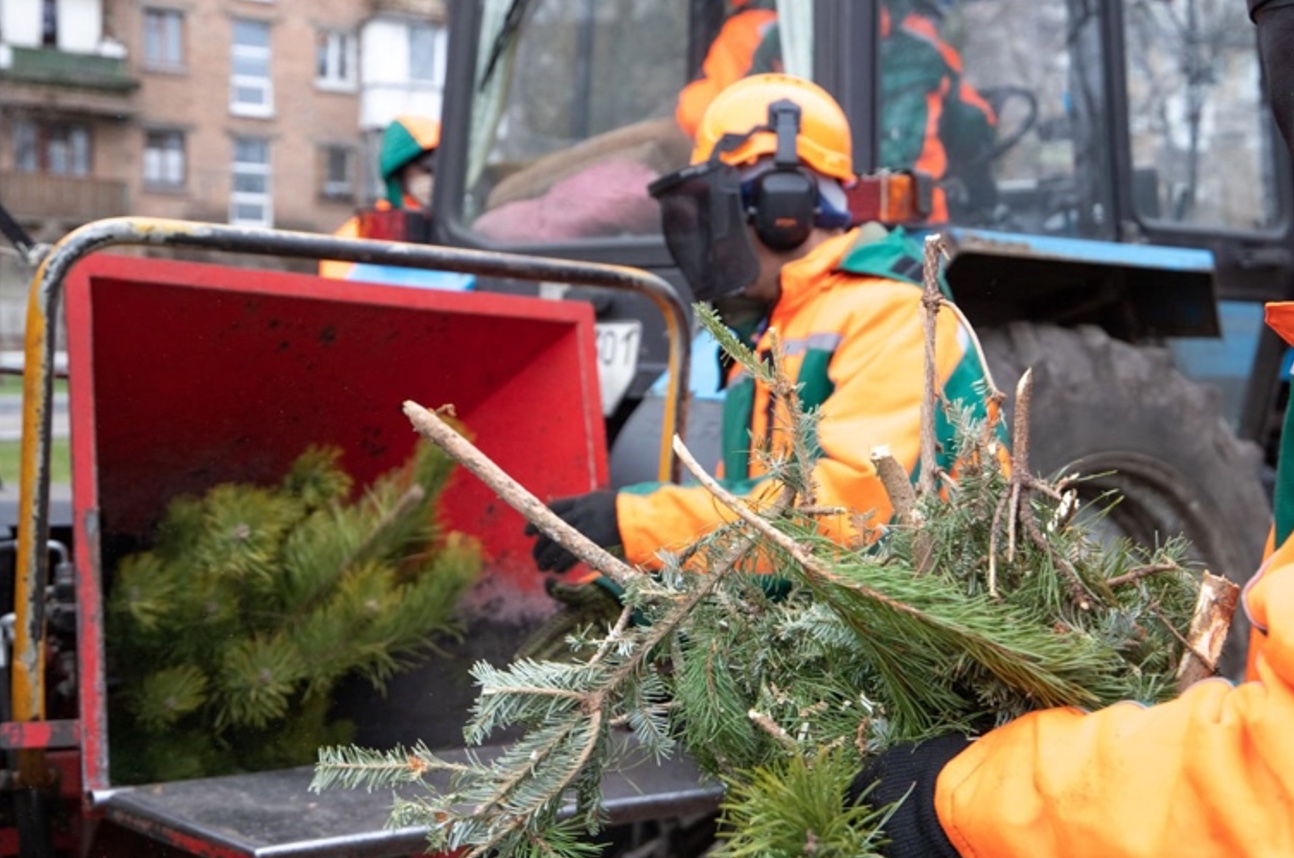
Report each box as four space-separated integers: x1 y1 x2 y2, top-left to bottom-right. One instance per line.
671 435 1106 715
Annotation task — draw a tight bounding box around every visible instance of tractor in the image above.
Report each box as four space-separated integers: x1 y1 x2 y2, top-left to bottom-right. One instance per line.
0 0 1289 855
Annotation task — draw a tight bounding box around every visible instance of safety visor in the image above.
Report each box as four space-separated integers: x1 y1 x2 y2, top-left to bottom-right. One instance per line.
648 159 759 305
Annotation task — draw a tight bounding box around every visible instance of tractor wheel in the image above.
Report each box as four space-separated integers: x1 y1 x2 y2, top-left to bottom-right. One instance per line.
979 322 1271 679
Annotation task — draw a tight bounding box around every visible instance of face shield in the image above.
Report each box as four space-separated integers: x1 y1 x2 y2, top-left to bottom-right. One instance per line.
648 159 761 305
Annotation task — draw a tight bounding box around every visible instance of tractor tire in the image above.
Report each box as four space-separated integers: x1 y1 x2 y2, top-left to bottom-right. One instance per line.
979 322 1271 679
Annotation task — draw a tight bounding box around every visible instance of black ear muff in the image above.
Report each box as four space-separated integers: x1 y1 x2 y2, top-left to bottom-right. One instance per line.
750 168 818 250
748 98 818 251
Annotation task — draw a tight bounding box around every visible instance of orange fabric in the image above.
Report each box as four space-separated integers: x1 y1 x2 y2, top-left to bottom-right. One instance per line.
914 77 951 182
675 8 778 138
1248 525 1279 678
892 11 994 226
616 228 982 570
934 538 1294 857
318 213 362 279
320 198 417 278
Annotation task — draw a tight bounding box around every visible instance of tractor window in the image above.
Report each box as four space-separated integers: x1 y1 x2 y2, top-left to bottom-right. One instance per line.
463 0 695 245
914 0 1116 239
1123 0 1280 232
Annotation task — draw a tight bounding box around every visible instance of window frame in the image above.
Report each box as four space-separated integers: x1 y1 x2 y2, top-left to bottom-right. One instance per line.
315 28 357 91
142 7 185 72
318 144 357 201
230 136 272 227
13 119 92 176
230 18 274 118
143 129 187 191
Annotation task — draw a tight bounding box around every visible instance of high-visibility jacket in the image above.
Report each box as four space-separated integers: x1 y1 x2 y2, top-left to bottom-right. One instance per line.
674 4 778 138
931 303 1294 858
616 227 1002 570
319 199 395 280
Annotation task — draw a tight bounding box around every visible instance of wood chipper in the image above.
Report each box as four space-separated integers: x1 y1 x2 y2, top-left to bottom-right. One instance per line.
0 217 722 857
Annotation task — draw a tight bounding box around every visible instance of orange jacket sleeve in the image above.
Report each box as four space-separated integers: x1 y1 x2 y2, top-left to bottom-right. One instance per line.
932 536 1294 858
616 280 975 570
318 215 361 279
674 9 778 138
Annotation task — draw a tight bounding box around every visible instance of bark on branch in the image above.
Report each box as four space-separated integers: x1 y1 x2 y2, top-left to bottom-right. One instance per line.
1175 571 1240 691
403 400 637 588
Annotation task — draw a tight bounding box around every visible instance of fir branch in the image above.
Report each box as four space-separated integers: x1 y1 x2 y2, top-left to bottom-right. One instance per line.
672 435 1108 716
311 742 470 793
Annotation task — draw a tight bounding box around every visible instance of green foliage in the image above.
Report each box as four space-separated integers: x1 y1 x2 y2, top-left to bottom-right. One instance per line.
107 441 481 784
312 310 1204 857
714 748 892 857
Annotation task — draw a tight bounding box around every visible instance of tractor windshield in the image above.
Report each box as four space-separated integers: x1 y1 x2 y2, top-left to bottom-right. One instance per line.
462 0 695 245
945 0 1280 235
457 0 1281 246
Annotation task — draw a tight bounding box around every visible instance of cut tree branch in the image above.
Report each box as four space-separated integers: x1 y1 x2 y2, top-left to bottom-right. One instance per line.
1175 571 1240 690
403 400 637 588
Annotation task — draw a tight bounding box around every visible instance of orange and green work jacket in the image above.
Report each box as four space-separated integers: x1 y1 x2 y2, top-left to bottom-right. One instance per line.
615 226 1003 571
931 303 1294 858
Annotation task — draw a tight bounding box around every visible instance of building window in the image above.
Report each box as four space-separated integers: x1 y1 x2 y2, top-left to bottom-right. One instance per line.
409 24 439 83
315 29 356 90
230 18 273 117
318 145 356 200
230 137 271 226
143 8 185 70
144 130 186 189
14 120 91 175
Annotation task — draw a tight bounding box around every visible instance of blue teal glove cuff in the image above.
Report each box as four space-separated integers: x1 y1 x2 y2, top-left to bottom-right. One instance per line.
524 491 621 573
847 735 969 858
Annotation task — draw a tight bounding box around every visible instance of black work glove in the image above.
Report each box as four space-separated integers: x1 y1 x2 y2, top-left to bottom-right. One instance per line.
846 735 971 858
523 491 621 573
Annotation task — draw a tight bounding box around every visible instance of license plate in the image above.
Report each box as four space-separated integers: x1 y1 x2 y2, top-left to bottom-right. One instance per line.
594 320 642 416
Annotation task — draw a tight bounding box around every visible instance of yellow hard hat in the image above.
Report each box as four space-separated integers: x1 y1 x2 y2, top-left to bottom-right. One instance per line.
690 73 854 183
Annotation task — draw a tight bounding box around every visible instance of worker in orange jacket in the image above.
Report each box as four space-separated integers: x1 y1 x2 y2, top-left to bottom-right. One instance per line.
320 114 440 279
525 73 1002 576
844 301 1294 858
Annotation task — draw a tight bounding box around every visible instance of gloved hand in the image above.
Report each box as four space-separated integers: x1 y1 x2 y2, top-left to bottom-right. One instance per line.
523 491 621 573
845 735 971 858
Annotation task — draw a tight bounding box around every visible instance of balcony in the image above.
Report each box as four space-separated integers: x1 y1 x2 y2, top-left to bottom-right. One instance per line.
0 45 138 92
0 171 128 222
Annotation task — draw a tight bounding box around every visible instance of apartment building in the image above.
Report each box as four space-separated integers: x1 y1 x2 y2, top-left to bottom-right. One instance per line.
0 0 448 287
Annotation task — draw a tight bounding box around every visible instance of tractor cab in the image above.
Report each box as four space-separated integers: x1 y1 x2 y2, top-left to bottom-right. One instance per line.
427 0 1286 669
